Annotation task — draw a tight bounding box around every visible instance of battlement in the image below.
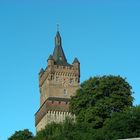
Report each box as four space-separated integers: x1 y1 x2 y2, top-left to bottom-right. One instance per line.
35 97 70 126
39 63 80 87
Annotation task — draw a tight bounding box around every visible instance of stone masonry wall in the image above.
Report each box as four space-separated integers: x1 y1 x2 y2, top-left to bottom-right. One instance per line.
35 99 70 127
39 64 80 106
36 110 75 132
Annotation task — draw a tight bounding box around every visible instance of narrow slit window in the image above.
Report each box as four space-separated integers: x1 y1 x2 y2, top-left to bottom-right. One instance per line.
64 89 67 96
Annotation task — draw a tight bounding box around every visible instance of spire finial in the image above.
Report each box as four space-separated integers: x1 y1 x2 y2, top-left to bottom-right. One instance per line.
57 24 59 32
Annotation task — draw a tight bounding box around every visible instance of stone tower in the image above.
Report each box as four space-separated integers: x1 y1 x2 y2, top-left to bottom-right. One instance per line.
35 30 80 132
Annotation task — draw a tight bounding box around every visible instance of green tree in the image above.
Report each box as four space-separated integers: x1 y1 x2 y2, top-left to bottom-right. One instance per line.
70 75 133 128
103 105 140 139
34 122 64 140
34 119 94 140
8 129 33 140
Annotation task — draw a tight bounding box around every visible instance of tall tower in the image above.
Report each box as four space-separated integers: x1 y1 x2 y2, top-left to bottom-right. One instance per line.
35 30 80 132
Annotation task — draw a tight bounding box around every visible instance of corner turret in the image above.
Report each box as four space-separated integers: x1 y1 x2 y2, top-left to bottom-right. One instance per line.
73 57 80 79
47 55 54 66
39 68 44 78
73 57 80 64
72 57 80 68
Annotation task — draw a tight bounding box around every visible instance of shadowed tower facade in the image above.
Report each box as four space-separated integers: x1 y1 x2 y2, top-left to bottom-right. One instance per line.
35 30 80 132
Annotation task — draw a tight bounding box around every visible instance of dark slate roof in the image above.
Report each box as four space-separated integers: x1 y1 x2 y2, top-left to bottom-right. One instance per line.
48 54 54 60
73 57 80 64
53 31 69 66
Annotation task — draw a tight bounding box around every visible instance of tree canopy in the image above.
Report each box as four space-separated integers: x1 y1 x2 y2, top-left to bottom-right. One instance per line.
102 105 140 139
70 75 133 128
30 105 140 140
8 129 33 140
33 119 94 140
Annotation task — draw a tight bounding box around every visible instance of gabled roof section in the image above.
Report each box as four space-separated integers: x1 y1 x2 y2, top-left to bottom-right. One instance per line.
53 31 69 66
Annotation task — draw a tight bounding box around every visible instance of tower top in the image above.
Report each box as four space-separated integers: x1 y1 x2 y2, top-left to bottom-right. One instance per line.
52 31 69 66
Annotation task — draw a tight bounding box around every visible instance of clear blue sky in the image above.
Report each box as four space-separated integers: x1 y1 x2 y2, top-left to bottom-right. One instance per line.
0 0 140 139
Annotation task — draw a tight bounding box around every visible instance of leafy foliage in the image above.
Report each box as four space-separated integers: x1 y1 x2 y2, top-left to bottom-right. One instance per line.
102 105 140 139
33 118 93 140
70 75 133 128
8 129 33 140
33 106 140 140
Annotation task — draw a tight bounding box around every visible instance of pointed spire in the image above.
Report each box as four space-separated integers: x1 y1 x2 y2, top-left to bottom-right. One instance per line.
55 24 61 47
55 31 62 47
53 30 69 66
